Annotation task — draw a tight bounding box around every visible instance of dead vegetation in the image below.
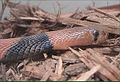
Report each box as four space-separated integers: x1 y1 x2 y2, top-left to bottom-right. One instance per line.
0 0 120 81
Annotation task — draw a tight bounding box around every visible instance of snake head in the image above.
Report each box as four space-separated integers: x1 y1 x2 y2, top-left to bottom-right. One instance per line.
92 30 108 44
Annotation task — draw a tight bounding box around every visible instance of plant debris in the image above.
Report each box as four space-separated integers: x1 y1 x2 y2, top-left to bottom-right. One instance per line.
0 0 120 81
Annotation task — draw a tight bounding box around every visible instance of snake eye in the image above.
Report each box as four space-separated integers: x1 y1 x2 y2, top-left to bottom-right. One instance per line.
92 30 99 41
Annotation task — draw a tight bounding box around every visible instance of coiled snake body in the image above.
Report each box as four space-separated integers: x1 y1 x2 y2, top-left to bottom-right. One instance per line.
0 27 107 61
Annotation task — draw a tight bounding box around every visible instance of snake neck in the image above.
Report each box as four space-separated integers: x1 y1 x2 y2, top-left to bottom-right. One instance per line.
47 27 97 50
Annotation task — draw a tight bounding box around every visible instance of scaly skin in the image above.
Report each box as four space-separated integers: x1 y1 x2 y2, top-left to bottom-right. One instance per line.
0 33 52 61
0 27 107 61
0 38 20 60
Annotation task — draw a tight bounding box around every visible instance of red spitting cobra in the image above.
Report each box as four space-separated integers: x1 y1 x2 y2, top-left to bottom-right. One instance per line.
0 27 107 61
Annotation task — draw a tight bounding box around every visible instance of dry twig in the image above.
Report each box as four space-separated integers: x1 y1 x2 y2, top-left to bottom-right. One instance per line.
69 47 120 80
90 7 120 23
75 65 101 81
0 0 9 20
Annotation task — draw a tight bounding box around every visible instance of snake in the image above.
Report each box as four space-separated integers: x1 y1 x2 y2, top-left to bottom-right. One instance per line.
0 27 108 61
0 3 118 62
